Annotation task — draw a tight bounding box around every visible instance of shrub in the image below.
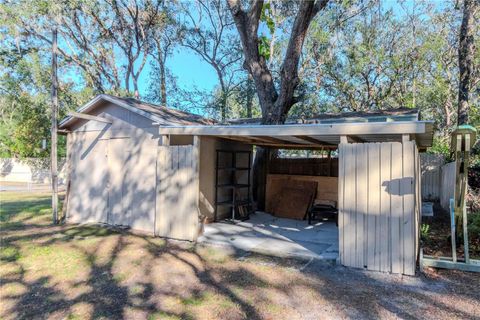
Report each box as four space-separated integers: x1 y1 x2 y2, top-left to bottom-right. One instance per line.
420 223 430 241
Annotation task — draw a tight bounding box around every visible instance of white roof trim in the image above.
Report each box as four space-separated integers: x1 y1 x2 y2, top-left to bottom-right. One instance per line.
59 94 163 128
157 121 432 136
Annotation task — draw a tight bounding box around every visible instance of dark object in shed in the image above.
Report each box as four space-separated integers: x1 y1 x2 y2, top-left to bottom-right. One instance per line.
271 181 317 220
308 202 338 226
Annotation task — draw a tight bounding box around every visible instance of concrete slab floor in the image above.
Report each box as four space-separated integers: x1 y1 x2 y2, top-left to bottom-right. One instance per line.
198 212 339 261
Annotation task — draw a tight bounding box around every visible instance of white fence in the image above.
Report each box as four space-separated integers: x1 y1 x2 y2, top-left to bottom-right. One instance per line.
440 162 456 210
420 154 445 201
419 154 457 211
0 158 66 184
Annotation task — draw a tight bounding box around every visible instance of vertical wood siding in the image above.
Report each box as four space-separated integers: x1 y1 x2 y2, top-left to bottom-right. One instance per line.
156 144 199 241
338 141 419 275
67 132 157 233
68 133 109 224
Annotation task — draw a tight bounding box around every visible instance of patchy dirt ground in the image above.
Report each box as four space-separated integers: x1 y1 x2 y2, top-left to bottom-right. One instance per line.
422 202 480 260
1 191 479 320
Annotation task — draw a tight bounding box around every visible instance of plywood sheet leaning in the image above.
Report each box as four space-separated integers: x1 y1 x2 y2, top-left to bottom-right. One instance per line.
271 180 317 219
266 174 338 213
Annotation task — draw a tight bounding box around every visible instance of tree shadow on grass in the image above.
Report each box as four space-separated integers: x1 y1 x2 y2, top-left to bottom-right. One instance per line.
1 220 480 320
0 194 65 231
299 260 480 319
1 227 185 319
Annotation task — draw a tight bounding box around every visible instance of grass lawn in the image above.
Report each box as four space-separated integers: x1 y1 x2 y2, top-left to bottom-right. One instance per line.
1 191 479 320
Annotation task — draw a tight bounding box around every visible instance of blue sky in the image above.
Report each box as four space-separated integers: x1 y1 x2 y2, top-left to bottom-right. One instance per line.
138 48 219 94
65 0 446 103
134 0 431 99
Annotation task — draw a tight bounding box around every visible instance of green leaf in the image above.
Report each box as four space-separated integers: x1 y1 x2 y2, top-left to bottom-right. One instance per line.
258 35 270 60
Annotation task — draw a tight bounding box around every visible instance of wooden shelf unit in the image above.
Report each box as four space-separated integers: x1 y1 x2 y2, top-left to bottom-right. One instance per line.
214 150 252 221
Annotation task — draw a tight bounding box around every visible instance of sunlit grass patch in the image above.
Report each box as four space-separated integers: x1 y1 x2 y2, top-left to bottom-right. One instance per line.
19 243 90 282
0 192 60 229
180 291 243 320
148 311 183 320
195 245 230 264
0 282 28 297
113 272 129 283
182 291 232 308
128 284 145 295
66 313 83 320
181 293 208 306
0 262 23 280
0 246 20 262
147 237 167 248
63 225 115 238
215 294 237 310
263 300 285 315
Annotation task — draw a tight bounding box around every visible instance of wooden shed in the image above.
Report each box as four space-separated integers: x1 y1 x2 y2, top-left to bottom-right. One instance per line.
59 95 434 276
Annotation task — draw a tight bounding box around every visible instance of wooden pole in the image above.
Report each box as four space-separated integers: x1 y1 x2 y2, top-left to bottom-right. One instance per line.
51 27 58 225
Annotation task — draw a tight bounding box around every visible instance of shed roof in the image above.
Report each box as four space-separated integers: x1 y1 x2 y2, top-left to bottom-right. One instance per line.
229 108 420 125
59 94 216 129
158 121 434 149
60 95 434 149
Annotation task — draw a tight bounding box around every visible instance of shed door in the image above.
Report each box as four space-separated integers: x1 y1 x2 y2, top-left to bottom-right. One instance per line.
68 134 109 223
107 138 131 226
156 145 199 241
338 141 419 276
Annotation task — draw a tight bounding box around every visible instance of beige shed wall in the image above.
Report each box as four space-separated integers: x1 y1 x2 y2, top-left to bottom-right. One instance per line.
65 103 159 234
198 137 252 222
155 143 199 241
338 140 421 276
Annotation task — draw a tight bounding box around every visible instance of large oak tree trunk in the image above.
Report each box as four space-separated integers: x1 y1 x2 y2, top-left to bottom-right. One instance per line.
458 0 478 125
227 0 329 207
229 0 328 125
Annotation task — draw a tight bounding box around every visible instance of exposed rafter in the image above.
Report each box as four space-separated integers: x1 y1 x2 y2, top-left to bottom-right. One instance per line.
68 111 112 124
293 135 334 146
252 136 301 145
347 135 366 143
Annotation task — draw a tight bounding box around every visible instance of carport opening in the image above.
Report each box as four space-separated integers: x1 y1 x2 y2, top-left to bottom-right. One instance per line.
265 148 339 226
213 145 339 226
204 144 339 260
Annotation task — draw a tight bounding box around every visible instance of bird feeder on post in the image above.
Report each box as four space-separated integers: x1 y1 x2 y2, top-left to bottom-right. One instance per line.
451 125 477 264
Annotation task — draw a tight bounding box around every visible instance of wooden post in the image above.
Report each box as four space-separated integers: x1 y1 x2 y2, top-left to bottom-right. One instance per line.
328 150 332 176
61 133 72 222
253 147 269 211
450 198 457 263
51 27 58 225
463 133 471 263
